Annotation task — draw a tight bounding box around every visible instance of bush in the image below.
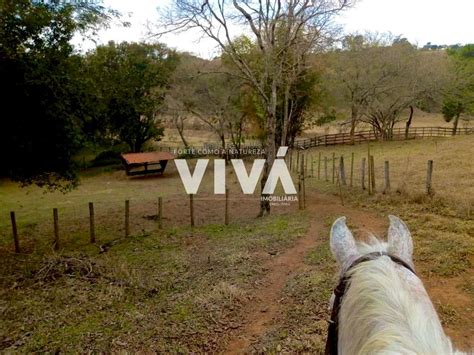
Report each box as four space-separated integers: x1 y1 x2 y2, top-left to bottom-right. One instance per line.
314 111 337 126
90 150 122 167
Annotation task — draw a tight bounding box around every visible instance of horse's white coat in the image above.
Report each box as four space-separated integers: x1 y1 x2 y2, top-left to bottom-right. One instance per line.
330 216 468 355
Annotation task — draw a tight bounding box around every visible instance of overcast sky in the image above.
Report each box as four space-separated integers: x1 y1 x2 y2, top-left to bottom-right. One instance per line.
74 0 474 57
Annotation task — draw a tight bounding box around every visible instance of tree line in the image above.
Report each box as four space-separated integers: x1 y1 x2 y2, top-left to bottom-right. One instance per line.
1 0 473 215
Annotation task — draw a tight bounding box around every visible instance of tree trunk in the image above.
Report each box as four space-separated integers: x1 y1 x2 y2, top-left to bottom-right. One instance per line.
350 104 358 144
219 134 228 163
175 115 189 148
259 81 277 217
281 83 290 146
129 138 144 153
237 119 243 153
452 114 460 135
135 140 144 153
405 105 414 140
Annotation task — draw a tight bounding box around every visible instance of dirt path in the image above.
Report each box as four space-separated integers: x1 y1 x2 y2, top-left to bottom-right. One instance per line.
223 192 385 354
223 190 473 353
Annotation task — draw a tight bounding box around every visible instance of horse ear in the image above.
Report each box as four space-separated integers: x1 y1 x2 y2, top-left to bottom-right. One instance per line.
330 217 359 267
387 215 414 265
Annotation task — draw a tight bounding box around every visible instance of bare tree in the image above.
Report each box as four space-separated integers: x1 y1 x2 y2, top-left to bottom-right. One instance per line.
165 53 204 149
325 34 399 142
173 113 190 148
327 34 447 140
157 0 351 215
360 39 446 140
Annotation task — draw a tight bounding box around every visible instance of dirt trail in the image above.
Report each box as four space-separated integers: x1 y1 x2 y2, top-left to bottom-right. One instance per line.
223 192 385 354
223 190 473 353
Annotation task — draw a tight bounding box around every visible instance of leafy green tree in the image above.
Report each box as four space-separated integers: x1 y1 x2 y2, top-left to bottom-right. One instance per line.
443 44 474 134
0 0 117 190
85 42 179 152
442 100 464 133
221 35 320 148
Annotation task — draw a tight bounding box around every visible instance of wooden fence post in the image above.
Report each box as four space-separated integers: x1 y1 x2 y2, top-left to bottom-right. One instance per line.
384 161 390 194
324 156 328 181
299 155 305 210
190 194 195 227
361 158 366 190
298 176 302 210
339 156 347 186
350 152 354 187
296 150 300 173
289 150 293 172
125 200 130 237
89 202 95 243
301 155 306 209
367 144 372 194
426 160 433 195
303 175 306 209
10 211 20 253
370 155 376 193
158 197 163 229
53 208 59 251
311 156 314 178
332 152 336 184
335 163 345 206
304 153 308 178
225 188 229 225
318 152 321 180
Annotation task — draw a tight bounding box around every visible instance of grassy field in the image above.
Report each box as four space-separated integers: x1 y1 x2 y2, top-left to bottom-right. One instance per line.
0 160 296 254
240 136 474 352
297 136 474 349
0 134 473 352
301 135 474 217
302 135 474 283
0 213 309 352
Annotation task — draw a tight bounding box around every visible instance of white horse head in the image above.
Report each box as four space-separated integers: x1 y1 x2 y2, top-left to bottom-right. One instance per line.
328 215 467 355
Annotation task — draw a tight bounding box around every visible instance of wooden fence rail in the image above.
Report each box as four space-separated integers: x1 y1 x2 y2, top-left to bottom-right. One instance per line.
154 127 472 156
294 126 473 149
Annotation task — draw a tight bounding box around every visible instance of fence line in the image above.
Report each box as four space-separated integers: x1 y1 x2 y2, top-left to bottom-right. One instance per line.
4 153 438 253
4 193 278 253
294 126 473 149
308 151 436 198
155 127 472 156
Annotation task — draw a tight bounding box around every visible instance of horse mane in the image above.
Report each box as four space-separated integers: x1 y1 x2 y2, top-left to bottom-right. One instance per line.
337 236 463 354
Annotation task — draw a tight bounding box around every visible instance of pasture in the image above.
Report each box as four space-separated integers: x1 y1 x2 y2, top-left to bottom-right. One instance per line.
0 135 473 352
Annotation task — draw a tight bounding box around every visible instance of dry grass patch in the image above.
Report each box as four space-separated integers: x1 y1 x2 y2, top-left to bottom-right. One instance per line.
252 242 336 353
0 213 309 352
304 135 474 217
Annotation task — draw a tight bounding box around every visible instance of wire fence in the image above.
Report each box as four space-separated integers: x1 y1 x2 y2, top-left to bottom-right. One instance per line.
1 190 299 255
2 126 472 255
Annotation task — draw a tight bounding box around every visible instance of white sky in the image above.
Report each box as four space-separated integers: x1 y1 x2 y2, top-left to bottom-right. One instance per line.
74 0 474 56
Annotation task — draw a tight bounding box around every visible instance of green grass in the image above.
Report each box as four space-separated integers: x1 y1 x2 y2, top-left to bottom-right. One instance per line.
1 134 473 351
0 213 309 352
0 159 275 253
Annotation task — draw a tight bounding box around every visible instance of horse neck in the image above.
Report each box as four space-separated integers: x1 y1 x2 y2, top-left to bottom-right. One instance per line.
337 256 458 354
